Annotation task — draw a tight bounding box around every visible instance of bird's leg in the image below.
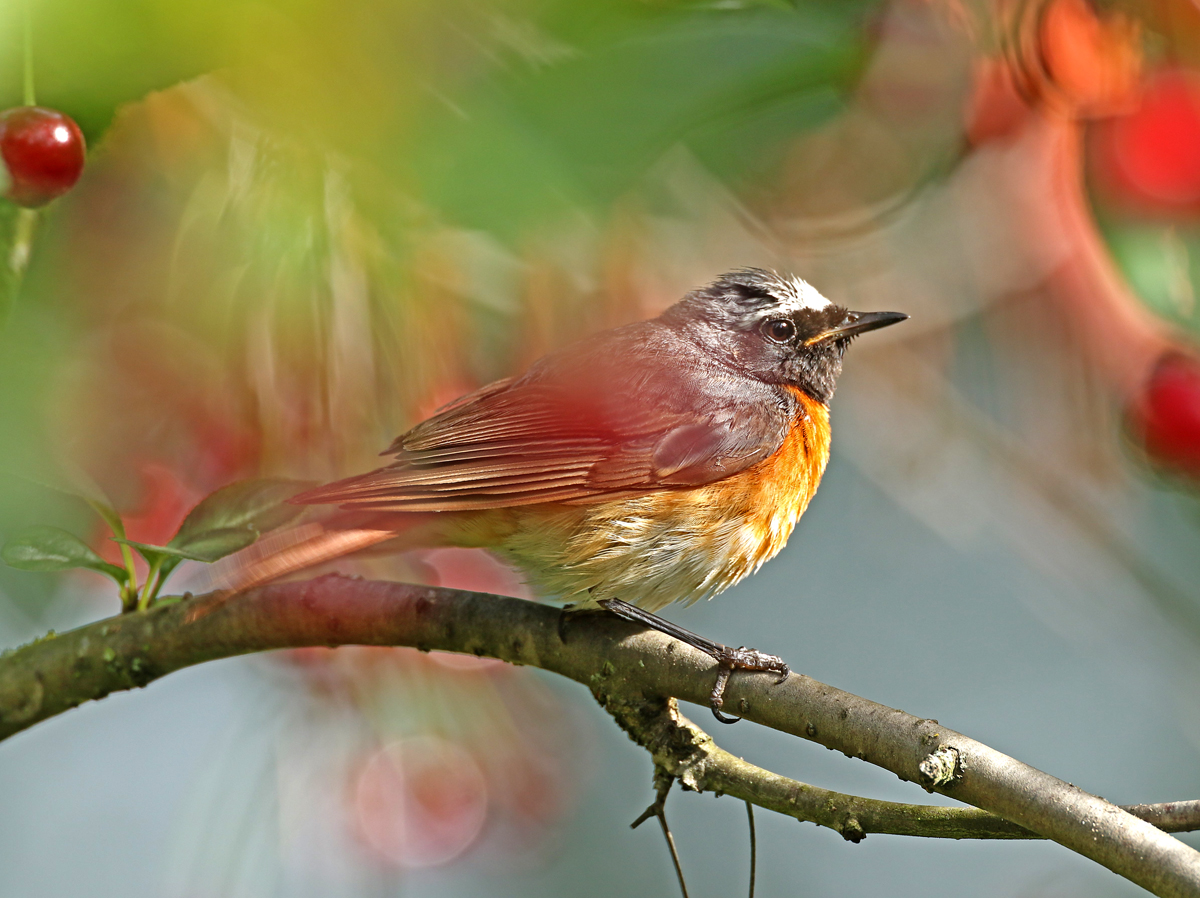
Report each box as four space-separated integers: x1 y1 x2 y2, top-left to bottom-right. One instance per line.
597 598 790 724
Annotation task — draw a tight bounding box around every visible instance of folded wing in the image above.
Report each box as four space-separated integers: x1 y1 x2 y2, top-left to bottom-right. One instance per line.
293 322 795 512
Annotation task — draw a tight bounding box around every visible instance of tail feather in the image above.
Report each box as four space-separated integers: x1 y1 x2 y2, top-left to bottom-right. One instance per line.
213 522 400 594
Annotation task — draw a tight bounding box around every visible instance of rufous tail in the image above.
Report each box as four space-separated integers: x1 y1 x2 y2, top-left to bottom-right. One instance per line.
212 521 401 595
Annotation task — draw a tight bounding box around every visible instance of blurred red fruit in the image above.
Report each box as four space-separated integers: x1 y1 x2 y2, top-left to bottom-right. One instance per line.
0 106 86 207
1130 352 1200 477
1038 0 1140 115
354 737 489 868
1091 69 1200 215
968 0 1140 146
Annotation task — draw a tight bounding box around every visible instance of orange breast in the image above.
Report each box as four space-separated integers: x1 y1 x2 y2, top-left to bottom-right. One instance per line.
701 387 832 570
482 387 834 612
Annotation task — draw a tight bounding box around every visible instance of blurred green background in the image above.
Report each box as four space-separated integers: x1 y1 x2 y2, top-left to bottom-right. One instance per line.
2 0 1200 896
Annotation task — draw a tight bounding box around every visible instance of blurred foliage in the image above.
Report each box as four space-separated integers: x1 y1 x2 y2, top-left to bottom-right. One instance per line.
1103 220 1200 335
0 0 873 210
0 0 234 138
407 2 866 234
2 0 1200 891
0 0 879 615
2 0 1199 611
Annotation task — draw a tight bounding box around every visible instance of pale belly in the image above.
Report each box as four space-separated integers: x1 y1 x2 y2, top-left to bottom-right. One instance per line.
493 491 805 613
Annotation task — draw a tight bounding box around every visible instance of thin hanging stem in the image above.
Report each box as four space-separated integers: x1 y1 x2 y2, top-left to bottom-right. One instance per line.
23 0 35 106
745 801 757 898
1 0 40 331
632 775 690 898
657 809 690 898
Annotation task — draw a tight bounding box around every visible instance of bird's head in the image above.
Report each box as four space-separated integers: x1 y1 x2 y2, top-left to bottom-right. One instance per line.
661 269 908 403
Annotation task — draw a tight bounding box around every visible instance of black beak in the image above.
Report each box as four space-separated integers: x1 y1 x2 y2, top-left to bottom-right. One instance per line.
806 310 908 345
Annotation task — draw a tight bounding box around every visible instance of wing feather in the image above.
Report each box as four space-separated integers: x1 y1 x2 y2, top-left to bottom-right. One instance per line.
294 321 797 512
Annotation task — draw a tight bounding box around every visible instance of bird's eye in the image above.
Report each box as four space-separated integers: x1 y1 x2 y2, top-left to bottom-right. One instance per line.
761 318 796 343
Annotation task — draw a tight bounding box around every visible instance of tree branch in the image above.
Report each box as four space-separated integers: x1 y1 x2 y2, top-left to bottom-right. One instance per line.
603 693 1200 841
1 575 1199 897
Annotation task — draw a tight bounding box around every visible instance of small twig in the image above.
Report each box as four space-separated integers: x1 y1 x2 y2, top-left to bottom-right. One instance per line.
631 772 689 898
659 805 688 898
604 695 1200 843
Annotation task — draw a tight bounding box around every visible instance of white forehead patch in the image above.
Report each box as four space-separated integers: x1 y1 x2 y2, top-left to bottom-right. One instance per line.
776 274 832 313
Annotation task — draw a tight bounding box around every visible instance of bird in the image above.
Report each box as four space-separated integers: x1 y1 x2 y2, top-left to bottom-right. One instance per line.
226 269 907 720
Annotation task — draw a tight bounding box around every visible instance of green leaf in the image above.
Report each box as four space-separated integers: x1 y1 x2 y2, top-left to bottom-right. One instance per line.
2 526 128 584
168 478 311 553
172 527 263 562
108 479 309 597
117 528 261 564
3 466 128 536
111 539 182 565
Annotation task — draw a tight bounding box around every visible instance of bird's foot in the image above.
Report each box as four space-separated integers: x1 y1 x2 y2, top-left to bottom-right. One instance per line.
597 598 790 725
708 647 789 723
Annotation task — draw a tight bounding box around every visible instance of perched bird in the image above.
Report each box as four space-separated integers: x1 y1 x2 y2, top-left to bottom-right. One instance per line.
229 269 906 719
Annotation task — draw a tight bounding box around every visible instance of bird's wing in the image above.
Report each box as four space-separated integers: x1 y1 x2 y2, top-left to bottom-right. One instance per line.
293 329 795 512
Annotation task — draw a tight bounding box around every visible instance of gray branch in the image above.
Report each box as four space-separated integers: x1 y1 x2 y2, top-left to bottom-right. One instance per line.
604 693 1200 841
1 575 1199 896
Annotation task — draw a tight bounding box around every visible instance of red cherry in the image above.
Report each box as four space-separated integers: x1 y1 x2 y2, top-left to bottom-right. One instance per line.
1130 352 1200 477
1091 70 1200 215
0 106 86 208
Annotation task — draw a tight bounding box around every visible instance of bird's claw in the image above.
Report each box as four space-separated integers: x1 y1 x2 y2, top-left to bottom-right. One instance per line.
709 646 790 724
597 598 791 725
